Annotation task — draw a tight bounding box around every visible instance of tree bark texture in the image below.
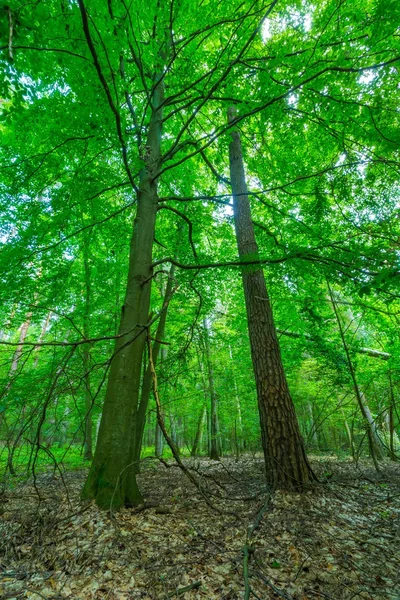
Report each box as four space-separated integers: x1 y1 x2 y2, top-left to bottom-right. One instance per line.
228 107 315 489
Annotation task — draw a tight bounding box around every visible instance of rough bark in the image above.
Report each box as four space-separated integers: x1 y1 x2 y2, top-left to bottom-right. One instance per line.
228 107 315 489
81 76 164 510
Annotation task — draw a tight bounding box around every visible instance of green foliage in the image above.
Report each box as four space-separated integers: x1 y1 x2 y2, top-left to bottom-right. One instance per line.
0 0 399 480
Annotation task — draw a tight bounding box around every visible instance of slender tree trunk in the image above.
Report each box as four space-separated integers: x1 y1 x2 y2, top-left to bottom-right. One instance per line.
196 344 210 456
132 263 176 471
33 311 51 367
191 403 206 456
307 402 319 450
228 107 315 488
229 344 243 455
82 75 164 510
5 310 33 475
7 311 51 472
0 304 16 342
388 371 398 461
169 411 179 453
342 410 356 460
155 420 163 458
203 318 220 460
82 234 93 461
359 391 385 460
327 283 383 469
10 311 32 373
206 407 211 455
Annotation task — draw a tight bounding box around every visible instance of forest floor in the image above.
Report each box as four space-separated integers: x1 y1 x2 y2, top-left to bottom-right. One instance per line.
0 456 399 600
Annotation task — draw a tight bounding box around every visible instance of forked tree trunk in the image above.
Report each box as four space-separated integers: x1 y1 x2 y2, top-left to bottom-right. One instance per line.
203 318 220 460
132 263 175 471
82 76 164 510
228 107 315 489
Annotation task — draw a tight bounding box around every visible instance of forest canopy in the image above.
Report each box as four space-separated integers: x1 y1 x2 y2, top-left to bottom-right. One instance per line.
0 0 399 518
1 1 400 598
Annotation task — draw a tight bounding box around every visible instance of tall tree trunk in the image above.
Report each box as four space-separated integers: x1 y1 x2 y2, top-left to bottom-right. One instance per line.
83 234 93 461
327 283 384 469
169 411 179 453
387 371 398 461
228 107 315 488
229 344 243 456
191 403 206 456
7 311 52 473
203 318 220 460
307 402 319 450
4 309 33 475
33 311 51 367
155 420 163 458
341 409 356 460
82 75 164 510
132 263 176 471
359 391 385 460
10 311 32 373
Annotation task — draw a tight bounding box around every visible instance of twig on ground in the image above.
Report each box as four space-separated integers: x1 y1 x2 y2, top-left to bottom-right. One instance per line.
167 581 201 597
243 493 272 599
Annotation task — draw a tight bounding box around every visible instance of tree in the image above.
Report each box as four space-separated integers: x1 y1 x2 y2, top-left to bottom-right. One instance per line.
202 317 221 460
1 0 400 505
228 107 315 488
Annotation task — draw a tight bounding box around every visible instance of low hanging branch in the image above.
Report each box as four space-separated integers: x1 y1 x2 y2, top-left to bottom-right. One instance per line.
157 205 198 260
327 282 382 472
146 332 229 515
276 329 391 361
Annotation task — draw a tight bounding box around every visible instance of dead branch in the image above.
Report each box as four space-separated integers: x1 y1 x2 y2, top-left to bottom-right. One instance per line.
243 494 272 600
